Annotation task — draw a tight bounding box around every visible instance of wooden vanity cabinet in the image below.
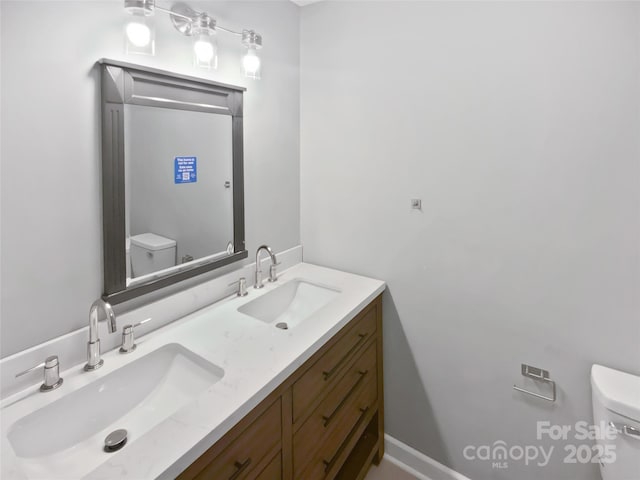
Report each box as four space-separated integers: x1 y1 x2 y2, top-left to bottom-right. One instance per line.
178 294 384 480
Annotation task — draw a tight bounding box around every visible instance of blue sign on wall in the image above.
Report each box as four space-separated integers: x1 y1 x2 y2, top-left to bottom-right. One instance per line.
174 157 197 184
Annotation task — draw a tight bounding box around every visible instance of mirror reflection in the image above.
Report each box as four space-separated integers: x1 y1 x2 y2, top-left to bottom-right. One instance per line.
124 104 234 285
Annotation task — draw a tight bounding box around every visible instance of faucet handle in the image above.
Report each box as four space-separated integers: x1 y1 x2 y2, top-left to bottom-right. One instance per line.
16 355 63 392
119 318 151 354
228 277 248 296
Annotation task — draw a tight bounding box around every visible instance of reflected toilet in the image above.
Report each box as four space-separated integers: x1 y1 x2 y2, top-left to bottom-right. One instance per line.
130 233 177 277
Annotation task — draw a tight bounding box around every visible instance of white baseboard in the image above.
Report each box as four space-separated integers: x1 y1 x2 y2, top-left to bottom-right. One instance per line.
384 434 471 480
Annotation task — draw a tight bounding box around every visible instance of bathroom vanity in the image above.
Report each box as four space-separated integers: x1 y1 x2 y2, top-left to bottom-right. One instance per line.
178 292 383 480
0 263 385 480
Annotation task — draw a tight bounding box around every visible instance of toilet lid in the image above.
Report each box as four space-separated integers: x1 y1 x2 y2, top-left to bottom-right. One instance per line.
130 233 176 251
591 365 640 422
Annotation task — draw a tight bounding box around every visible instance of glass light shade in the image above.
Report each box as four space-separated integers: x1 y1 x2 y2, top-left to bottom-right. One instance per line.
193 32 218 70
125 10 154 56
242 46 261 80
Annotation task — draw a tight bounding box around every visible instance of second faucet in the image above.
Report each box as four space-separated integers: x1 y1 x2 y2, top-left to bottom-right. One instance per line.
255 245 278 289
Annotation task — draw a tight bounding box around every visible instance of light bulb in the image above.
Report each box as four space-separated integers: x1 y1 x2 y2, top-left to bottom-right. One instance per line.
193 33 217 70
126 21 151 48
194 40 214 62
191 14 217 70
241 30 262 79
242 47 261 79
124 2 154 56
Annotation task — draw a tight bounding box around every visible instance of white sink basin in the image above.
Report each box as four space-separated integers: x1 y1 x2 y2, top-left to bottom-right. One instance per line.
5 343 223 475
238 279 340 328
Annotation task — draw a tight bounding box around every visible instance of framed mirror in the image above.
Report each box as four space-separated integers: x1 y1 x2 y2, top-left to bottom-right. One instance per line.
99 59 247 304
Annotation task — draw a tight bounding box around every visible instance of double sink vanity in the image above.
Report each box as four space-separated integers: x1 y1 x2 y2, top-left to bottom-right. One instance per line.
1 263 385 479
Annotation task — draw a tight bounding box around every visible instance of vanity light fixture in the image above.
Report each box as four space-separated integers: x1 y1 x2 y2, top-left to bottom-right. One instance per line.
123 0 263 79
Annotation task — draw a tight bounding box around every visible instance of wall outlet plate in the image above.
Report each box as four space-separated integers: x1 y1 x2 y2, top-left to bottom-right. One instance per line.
411 199 422 210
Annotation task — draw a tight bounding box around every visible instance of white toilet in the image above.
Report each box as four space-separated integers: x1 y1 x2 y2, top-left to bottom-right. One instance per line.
130 233 177 277
591 365 640 480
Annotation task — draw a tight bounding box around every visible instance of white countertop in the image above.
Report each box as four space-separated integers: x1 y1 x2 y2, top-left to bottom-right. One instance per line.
0 263 385 480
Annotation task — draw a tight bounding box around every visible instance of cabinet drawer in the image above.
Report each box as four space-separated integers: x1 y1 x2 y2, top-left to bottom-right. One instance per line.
193 399 282 480
254 452 282 480
294 377 377 478
293 305 377 423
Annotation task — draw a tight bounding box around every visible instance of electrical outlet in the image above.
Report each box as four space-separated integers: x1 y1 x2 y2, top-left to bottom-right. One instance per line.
411 198 422 210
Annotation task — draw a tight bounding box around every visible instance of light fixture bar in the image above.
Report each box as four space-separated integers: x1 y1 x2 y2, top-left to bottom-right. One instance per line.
154 5 190 21
124 0 263 78
165 2 251 39
216 25 244 36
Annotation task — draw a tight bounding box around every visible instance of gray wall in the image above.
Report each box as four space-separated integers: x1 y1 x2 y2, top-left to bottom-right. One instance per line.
300 2 640 479
0 0 300 357
127 105 233 263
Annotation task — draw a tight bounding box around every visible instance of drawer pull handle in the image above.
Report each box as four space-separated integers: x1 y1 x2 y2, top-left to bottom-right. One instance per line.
322 405 371 473
322 333 368 381
322 370 369 427
229 458 251 480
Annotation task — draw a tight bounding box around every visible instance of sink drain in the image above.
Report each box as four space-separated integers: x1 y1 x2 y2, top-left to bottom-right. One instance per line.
276 322 288 330
104 429 128 453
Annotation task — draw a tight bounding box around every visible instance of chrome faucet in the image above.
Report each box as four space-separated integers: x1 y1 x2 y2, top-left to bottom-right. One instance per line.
84 299 117 371
255 245 278 289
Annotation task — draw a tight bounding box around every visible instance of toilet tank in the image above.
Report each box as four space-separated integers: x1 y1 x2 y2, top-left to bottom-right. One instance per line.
591 365 640 480
130 233 177 277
